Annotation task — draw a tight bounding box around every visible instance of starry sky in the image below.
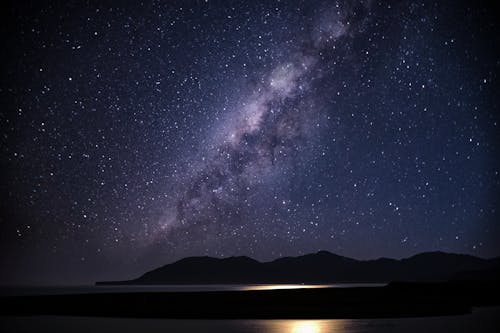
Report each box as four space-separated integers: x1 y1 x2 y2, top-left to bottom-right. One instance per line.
1 0 499 285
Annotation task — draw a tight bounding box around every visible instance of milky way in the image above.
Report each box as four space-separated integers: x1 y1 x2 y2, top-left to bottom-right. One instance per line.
150 1 373 253
1 0 499 284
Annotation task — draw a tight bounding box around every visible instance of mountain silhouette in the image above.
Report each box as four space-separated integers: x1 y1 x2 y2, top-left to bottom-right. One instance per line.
96 251 500 285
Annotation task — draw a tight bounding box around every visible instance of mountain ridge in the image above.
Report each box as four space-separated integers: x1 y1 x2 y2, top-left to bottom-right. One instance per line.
96 250 500 285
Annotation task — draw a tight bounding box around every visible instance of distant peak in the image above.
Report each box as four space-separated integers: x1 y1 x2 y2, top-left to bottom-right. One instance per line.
316 250 333 255
173 255 260 264
173 256 216 264
221 256 259 263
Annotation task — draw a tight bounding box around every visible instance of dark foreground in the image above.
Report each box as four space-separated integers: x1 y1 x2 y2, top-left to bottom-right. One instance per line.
1 281 499 319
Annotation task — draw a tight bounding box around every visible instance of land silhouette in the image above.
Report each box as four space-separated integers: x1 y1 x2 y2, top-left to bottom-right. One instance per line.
2 251 499 319
97 250 500 285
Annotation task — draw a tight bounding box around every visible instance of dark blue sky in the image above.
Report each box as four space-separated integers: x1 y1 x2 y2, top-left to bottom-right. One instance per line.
1 0 499 284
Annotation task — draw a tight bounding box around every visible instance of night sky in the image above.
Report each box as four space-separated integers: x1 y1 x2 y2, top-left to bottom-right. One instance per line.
1 0 499 285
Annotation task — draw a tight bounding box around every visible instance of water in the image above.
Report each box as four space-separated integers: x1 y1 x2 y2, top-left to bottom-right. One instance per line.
0 283 385 296
1 307 498 332
2 285 497 332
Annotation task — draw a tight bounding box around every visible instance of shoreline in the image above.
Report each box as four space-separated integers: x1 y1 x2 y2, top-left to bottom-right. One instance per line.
1 281 498 319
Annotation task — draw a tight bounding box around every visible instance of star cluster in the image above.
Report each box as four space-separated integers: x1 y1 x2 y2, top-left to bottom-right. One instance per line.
1 0 499 284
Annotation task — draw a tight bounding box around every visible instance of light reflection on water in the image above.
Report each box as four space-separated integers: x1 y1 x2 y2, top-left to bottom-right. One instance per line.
257 319 352 333
280 320 336 333
1 307 499 333
0 317 348 333
290 321 322 333
260 320 327 333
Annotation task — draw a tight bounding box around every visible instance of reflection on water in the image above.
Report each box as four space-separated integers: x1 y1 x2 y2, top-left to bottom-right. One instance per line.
0 317 346 333
264 320 342 333
241 284 332 291
2 307 499 333
290 321 322 333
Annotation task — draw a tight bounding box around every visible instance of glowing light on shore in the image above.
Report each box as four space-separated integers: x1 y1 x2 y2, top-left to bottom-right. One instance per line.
241 284 330 291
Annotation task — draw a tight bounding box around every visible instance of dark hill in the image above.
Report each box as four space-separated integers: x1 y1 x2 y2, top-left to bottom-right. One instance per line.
96 250 499 285
138 256 261 284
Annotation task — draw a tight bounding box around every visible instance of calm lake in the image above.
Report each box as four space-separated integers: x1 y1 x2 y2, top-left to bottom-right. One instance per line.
1 307 499 333
1 285 498 332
